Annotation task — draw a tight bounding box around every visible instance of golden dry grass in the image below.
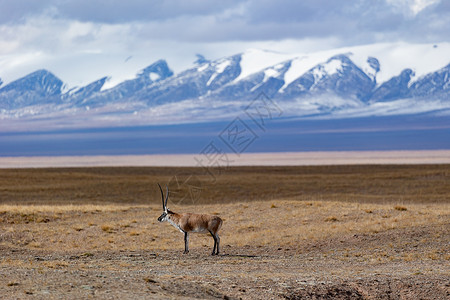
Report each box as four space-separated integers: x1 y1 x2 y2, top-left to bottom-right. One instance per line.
1 165 449 253
1 200 448 254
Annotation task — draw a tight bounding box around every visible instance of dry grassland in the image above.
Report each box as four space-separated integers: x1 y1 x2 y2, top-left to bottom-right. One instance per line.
1 164 449 205
0 165 449 299
0 201 448 254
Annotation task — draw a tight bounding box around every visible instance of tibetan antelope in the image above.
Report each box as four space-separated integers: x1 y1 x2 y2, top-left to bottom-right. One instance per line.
157 184 223 255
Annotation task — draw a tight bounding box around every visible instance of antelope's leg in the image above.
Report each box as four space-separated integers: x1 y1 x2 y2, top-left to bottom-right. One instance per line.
209 230 217 255
216 234 220 255
184 232 189 254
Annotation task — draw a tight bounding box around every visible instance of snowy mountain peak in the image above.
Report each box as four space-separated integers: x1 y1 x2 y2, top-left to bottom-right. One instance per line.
0 43 449 125
194 54 210 65
410 63 450 98
0 69 64 109
312 55 347 82
235 48 295 82
206 58 233 86
64 76 109 103
365 57 380 82
370 69 415 103
138 59 173 82
5 69 63 95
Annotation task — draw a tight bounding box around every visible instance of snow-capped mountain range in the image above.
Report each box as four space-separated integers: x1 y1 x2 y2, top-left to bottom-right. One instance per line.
1 43 449 131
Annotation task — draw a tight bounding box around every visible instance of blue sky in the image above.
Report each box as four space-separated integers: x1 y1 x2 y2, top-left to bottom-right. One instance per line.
0 0 449 86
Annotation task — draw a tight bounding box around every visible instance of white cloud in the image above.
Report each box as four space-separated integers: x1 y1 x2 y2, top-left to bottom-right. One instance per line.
386 0 440 16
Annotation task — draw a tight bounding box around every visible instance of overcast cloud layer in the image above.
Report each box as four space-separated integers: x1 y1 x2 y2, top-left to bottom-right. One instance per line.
0 0 449 86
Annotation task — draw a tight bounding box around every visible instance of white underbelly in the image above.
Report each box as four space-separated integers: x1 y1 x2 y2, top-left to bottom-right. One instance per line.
191 227 208 233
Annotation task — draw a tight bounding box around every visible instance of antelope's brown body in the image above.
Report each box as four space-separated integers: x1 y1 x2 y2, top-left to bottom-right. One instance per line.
157 184 223 255
170 212 223 233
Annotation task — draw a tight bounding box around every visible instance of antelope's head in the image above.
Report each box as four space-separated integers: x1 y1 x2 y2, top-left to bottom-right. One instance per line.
157 184 170 222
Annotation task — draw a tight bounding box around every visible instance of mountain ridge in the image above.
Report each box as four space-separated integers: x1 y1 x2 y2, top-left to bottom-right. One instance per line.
1 43 449 129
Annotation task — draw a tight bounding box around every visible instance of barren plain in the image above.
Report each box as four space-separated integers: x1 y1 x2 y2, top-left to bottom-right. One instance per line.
1 150 450 168
0 164 449 299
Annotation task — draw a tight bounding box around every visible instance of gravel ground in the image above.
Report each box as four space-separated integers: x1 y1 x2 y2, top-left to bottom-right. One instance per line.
1 224 448 299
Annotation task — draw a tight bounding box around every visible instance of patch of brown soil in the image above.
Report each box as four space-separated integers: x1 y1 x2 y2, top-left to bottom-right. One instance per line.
283 276 449 300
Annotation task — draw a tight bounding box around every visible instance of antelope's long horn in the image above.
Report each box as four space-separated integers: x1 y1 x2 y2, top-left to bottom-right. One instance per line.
165 185 169 208
158 183 165 210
